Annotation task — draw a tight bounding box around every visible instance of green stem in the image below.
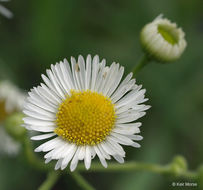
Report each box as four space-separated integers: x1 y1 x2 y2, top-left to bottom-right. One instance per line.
76 160 197 179
132 54 150 76
71 172 95 190
38 171 60 190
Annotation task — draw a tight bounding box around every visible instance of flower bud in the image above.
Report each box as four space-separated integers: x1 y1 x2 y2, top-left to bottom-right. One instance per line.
170 155 188 176
140 15 187 63
4 112 26 141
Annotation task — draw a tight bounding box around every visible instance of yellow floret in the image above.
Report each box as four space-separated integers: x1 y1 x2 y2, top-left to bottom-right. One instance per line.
55 90 116 146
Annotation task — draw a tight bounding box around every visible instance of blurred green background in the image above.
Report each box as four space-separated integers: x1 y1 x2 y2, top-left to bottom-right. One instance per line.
0 0 203 189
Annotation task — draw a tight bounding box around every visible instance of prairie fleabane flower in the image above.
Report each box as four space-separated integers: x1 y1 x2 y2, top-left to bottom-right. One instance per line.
0 80 25 122
140 15 187 62
0 81 25 155
23 55 150 171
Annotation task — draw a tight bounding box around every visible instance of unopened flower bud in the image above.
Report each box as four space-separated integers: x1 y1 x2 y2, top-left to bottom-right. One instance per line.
4 112 26 141
140 15 187 63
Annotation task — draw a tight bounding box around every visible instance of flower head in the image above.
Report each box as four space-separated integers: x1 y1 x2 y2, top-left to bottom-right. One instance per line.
0 81 25 155
0 80 26 122
140 15 187 62
23 55 150 171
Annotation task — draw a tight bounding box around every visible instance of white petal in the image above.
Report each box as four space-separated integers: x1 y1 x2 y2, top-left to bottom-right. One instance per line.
112 154 124 163
94 60 106 92
41 74 59 96
55 158 63 170
111 80 136 104
78 146 86 160
61 59 75 89
23 110 55 121
23 117 55 126
131 142 141 148
90 55 99 91
94 146 108 168
84 146 91 170
85 55 92 90
113 126 140 135
78 55 86 90
36 85 60 106
70 147 81 172
40 83 62 104
125 135 143 141
0 4 13 19
61 144 77 170
110 72 133 99
106 66 124 97
97 144 111 159
100 142 115 156
117 110 141 120
102 63 118 95
110 133 135 146
52 63 69 94
28 94 57 113
116 122 142 128
116 89 146 108
106 137 125 156
46 69 65 99
24 103 56 117
44 143 68 159
28 125 55 132
34 137 62 152
31 133 56 141
97 66 110 93
116 112 146 124
71 57 81 90
45 157 52 164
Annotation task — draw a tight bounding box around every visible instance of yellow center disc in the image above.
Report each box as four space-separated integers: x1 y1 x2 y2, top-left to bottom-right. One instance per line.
55 90 116 146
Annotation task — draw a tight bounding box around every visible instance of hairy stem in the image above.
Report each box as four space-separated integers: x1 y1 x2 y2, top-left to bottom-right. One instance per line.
76 160 197 179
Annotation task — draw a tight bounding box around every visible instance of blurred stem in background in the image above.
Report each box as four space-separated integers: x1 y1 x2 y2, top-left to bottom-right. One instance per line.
71 172 95 190
38 171 60 190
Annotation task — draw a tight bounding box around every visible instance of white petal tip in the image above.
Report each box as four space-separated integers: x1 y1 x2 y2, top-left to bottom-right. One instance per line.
100 160 108 168
61 165 67 170
131 142 141 148
45 158 52 164
85 164 91 170
70 166 77 172
34 148 41 152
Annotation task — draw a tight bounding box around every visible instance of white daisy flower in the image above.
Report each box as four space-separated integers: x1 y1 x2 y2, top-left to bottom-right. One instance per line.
0 81 25 155
140 14 187 62
0 80 26 120
0 0 13 19
23 55 150 171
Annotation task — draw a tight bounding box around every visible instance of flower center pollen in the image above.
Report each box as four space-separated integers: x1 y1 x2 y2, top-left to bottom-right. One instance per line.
55 90 116 146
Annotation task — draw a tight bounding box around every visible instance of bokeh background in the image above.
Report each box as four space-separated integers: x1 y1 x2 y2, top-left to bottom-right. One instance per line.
0 0 203 189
